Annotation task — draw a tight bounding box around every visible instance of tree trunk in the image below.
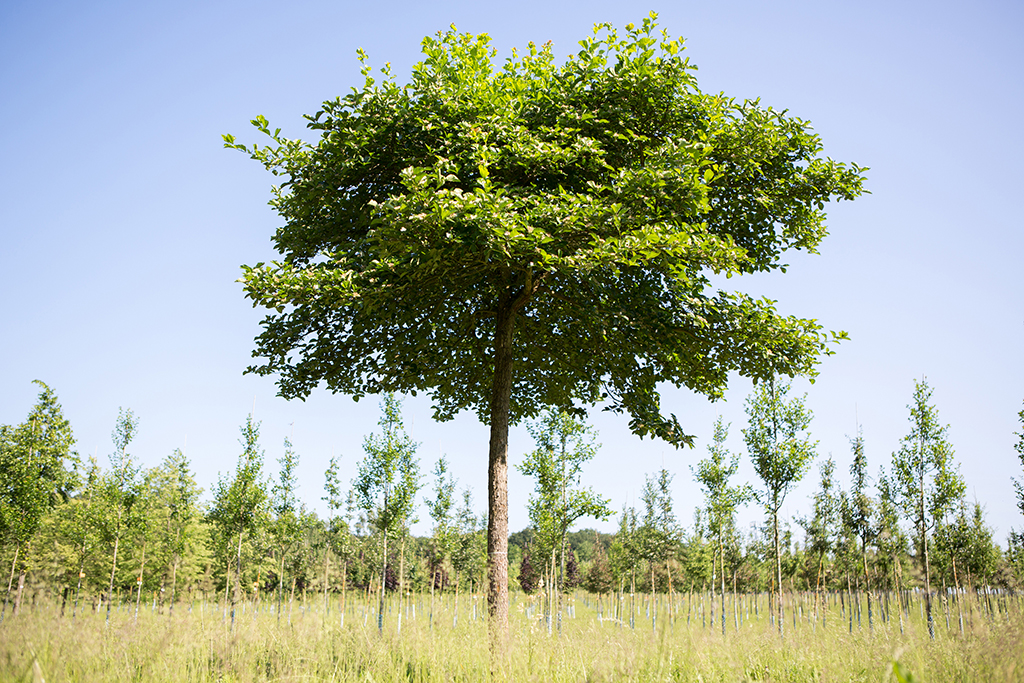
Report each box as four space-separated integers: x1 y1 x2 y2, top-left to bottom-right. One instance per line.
2 543 20 621
377 533 388 634
486 302 514 653
134 542 146 622
323 540 330 619
919 470 934 639
720 538 726 637
73 553 85 620
13 570 26 617
107 532 121 624
231 530 243 630
278 550 285 622
773 508 784 637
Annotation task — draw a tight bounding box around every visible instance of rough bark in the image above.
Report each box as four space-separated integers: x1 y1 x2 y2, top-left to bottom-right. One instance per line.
486 301 514 654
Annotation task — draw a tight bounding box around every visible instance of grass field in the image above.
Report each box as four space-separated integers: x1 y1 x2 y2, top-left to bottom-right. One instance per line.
1 590 1022 682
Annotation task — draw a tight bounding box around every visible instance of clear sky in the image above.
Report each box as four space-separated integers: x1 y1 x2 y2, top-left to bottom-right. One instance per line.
2 0 1022 541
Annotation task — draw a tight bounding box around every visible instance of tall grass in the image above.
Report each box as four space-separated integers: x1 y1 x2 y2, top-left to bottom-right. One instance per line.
1 589 1021 682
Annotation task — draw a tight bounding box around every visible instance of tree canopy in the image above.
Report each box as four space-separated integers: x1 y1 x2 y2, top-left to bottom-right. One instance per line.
227 14 865 638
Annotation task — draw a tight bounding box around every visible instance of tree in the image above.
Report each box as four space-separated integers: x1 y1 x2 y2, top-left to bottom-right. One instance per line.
425 456 456 583
273 438 302 616
798 457 836 617
693 417 752 635
891 378 964 639
847 427 875 626
209 415 269 629
227 15 865 643
425 456 457 624
609 504 642 629
743 379 816 636
100 408 140 624
517 409 611 632
0 381 78 618
518 545 540 595
875 469 909 630
149 449 202 615
352 394 421 633
639 469 680 595
1013 403 1024 517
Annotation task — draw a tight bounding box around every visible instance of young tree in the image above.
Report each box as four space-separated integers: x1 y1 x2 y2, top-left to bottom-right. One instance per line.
150 450 202 616
639 469 681 595
425 456 457 624
352 394 421 633
273 438 302 616
0 381 78 618
100 408 140 624
891 378 965 639
743 379 816 636
209 415 269 629
228 15 865 642
798 457 836 620
693 417 752 635
610 504 642 628
875 469 908 629
517 410 611 632
847 427 875 625
1014 402 1024 517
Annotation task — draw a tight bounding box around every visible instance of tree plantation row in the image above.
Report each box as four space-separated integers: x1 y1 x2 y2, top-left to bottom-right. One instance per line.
2 379 1023 640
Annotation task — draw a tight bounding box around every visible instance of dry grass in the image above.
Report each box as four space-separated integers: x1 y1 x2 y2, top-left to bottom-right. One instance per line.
1 592 1021 682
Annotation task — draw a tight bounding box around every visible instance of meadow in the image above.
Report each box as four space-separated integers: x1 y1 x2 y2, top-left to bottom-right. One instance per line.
2 588 1022 682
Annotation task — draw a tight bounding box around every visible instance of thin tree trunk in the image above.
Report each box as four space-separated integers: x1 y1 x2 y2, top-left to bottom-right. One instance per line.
231 530 243 630
278 550 285 622
107 533 121 624
323 540 330 620
720 539 726 637
134 542 146 623
773 508 783 637
2 543 20 621
13 569 26 617
377 533 388 634
919 453 934 639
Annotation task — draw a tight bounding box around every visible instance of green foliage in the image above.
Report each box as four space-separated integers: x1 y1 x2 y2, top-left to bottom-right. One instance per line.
517 410 611 569
230 15 864 445
229 15 864 632
209 415 270 603
1013 402 1024 517
798 457 837 587
210 416 269 543
934 499 999 587
743 378 815 631
425 456 457 585
874 469 909 589
450 489 486 589
847 428 874 577
891 379 965 574
352 395 421 541
744 380 816 518
610 504 641 587
693 417 753 590
0 382 78 549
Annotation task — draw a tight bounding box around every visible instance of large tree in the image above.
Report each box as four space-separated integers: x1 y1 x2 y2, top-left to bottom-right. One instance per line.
227 15 865 642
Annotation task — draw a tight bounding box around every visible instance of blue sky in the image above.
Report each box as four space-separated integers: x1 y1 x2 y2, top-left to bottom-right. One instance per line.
2 0 1022 540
